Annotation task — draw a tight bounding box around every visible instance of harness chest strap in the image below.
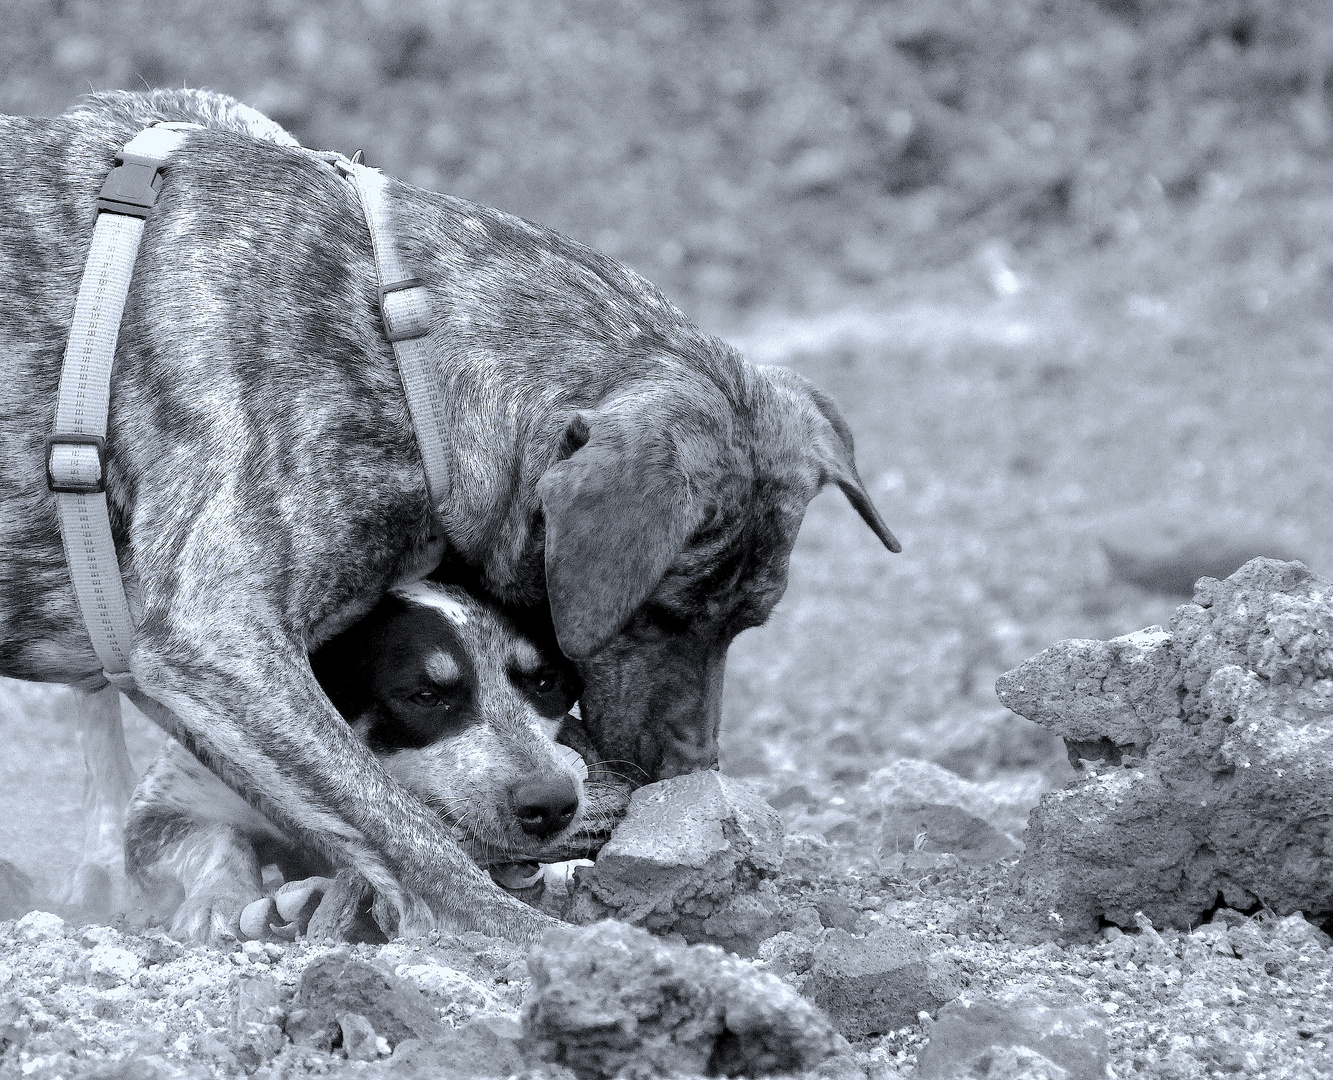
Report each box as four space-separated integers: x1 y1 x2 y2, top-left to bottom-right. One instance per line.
48 122 200 688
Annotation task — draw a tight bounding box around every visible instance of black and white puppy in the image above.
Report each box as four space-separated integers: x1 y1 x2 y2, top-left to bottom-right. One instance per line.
125 581 587 942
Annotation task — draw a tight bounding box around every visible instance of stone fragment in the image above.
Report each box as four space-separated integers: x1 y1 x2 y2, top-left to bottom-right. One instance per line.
1270 912 1333 953
393 962 503 1013
566 771 784 954
998 559 1333 937
338 1012 383 1061
229 971 287 1029
81 944 141 987
782 833 832 881
813 892 860 932
523 921 842 1079
284 953 445 1051
756 930 819 977
229 972 288 1071
0 997 31 1054
802 927 959 1037
915 999 1109 1080
878 804 1019 864
390 1015 530 1079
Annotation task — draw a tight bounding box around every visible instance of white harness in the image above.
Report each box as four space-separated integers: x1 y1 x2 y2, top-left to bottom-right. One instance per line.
47 125 449 691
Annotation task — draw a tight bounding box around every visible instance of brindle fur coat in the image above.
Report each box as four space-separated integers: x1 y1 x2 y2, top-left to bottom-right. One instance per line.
0 89 896 941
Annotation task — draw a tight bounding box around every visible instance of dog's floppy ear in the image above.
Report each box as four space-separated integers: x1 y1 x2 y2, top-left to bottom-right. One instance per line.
763 367 901 553
538 403 697 659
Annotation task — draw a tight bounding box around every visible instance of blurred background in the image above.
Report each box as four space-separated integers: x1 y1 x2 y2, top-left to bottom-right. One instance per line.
3 0 1332 889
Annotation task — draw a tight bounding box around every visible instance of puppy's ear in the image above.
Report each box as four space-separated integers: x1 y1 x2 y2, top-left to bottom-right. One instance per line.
538 407 696 659
762 367 901 553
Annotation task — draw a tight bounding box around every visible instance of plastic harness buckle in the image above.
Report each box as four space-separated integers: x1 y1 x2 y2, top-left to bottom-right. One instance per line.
96 152 169 218
45 433 107 494
378 277 430 342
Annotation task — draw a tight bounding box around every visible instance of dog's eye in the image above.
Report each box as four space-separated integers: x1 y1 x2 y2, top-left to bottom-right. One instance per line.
642 604 691 636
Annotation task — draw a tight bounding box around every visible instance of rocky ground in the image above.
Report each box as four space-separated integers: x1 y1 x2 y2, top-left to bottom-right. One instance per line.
5 555 1333 1080
0 767 1331 1079
5 2 1333 1077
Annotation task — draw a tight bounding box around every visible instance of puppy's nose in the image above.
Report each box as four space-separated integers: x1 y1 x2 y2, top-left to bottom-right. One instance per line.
510 775 579 838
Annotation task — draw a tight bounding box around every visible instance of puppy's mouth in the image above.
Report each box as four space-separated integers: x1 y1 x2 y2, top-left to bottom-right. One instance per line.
489 862 543 890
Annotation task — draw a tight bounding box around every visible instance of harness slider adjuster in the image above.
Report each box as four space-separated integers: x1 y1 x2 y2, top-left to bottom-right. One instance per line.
96 152 168 218
378 277 430 342
45 434 107 495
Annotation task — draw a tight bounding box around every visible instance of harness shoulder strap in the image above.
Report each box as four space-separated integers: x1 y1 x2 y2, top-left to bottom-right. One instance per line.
49 122 198 689
337 163 451 512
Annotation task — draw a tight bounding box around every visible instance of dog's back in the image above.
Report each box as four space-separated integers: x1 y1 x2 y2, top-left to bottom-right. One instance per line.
59 89 299 147
0 91 296 687
0 89 394 688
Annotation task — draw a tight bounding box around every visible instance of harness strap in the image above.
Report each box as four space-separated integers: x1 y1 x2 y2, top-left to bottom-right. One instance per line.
49 122 199 689
53 132 446 691
336 162 450 511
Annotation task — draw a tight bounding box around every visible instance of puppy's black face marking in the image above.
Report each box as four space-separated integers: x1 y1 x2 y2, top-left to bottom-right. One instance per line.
315 594 578 752
359 604 479 753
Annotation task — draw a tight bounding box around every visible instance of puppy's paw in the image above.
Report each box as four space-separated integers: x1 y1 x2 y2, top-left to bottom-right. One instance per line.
267 876 335 940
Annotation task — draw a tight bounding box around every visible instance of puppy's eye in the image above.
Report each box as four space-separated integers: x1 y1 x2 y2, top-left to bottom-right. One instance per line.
409 689 452 709
513 665 576 717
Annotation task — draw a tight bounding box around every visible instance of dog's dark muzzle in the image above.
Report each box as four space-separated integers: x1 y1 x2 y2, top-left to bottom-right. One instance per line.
572 627 728 786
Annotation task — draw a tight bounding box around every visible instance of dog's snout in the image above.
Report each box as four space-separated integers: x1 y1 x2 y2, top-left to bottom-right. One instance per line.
510 774 579 838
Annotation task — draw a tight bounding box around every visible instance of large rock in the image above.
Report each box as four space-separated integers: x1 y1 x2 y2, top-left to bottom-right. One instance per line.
522 921 844 1079
997 558 1333 938
802 927 959 1037
565 771 784 954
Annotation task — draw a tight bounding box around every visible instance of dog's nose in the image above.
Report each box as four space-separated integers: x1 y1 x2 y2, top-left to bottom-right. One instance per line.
510 775 579 838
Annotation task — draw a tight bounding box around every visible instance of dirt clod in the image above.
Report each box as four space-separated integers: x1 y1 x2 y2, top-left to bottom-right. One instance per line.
803 926 960 1038
285 952 445 1052
523 920 843 1079
566 772 784 955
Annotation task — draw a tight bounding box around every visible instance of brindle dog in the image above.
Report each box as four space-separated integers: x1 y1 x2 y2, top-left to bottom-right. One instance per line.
128 580 589 942
0 89 898 943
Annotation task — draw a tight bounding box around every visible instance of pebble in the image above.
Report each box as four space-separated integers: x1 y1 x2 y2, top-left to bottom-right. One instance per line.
15 912 64 943
85 945 140 986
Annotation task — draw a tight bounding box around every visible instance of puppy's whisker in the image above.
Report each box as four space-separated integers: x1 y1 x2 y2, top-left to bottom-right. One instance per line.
585 758 651 783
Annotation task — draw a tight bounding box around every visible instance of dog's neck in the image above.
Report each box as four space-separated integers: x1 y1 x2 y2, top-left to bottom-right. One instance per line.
372 179 755 608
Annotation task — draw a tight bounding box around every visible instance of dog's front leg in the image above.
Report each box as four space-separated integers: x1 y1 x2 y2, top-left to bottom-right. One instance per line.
54 684 137 915
123 627 555 944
